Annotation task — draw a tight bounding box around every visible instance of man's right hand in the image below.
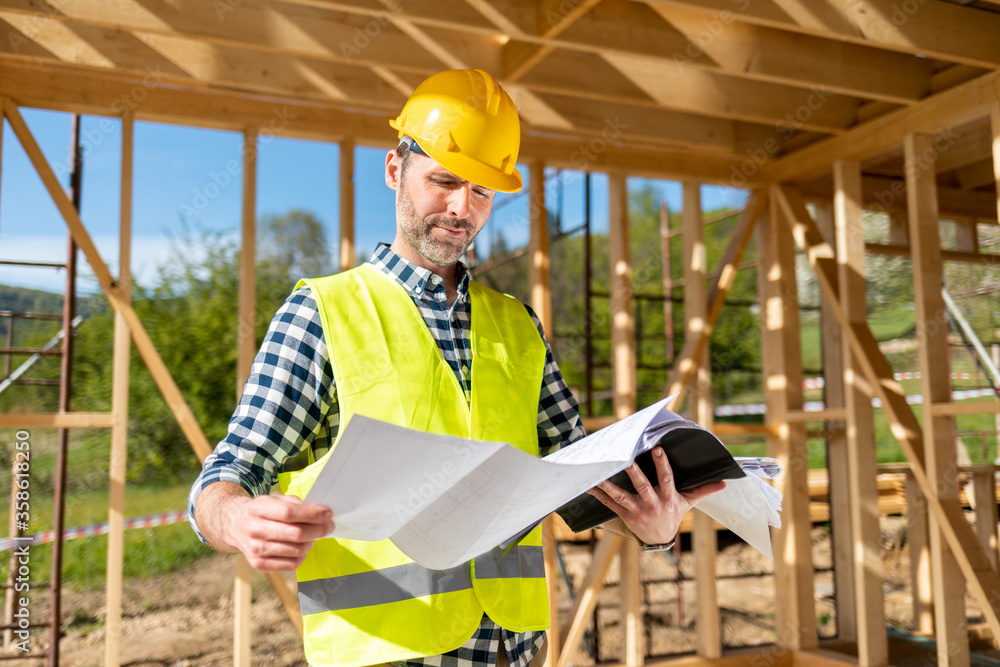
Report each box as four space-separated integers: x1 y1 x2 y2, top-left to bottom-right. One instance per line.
195 482 335 571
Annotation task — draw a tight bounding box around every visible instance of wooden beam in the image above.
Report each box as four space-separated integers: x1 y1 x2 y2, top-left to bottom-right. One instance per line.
682 181 720 659
557 533 624 667
234 127 258 667
972 469 999 571
814 203 855 645
105 111 132 667
502 0 601 82
640 0 1000 68
905 471 934 634
713 423 779 437
764 71 1000 183
865 242 1000 266
0 60 754 185
542 516 561 665
339 139 356 271
906 132 967 666
529 160 552 335
0 412 113 428
833 159 886 666
660 202 674 365
620 539 643 667
609 171 635 420
773 183 1000 650
931 401 1000 417
666 192 766 410
758 192 817 651
785 409 847 423
993 102 1000 224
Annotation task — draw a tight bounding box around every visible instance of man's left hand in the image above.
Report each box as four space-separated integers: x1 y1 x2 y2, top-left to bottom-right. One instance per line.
586 446 726 546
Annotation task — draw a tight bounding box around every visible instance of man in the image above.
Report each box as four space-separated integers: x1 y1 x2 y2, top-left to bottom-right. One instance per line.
190 69 724 667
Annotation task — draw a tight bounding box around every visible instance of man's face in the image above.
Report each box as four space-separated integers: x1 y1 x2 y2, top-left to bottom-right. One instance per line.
386 149 495 267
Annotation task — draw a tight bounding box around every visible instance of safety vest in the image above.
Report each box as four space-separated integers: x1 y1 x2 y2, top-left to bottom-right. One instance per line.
278 263 550 667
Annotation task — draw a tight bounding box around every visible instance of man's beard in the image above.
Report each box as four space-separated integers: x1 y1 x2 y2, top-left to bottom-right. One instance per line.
397 183 476 267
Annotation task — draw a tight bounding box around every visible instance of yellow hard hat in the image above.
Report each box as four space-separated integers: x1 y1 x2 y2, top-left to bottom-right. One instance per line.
389 69 522 193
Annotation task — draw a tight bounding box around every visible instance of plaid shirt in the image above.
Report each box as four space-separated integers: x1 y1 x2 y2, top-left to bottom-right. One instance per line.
190 243 584 667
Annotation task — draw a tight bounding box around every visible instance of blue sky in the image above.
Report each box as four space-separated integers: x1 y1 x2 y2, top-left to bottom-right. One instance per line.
1 108 748 295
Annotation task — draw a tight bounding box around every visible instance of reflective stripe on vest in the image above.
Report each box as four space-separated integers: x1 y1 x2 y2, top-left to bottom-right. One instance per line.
278 264 550 667
299 545 544 615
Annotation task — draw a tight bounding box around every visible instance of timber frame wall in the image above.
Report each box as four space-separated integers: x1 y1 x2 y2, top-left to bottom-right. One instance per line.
2 2 1000 666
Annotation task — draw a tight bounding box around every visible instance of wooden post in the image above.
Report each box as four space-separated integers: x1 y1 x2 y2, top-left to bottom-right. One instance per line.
609 171 635 421
234 127 258 667
815 203 857 645
661 202 674 365
620 540 643 667
905 471 934 634
760 192 818 651
527 159 561 663
557 533 624 667
887 212 909 246
992 102 1000 224
529 160 551 335
834 159 887 666
105 113 133 667
683 181 721 658
608 171 642 661
339 139 356 271
905 132 967 666
972 469 998 571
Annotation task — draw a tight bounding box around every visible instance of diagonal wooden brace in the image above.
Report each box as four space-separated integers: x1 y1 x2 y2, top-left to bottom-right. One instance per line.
665 190 767 410
2 99 303 635
772 183 1000 640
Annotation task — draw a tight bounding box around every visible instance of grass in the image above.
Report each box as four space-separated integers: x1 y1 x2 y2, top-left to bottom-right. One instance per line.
0 483 213 591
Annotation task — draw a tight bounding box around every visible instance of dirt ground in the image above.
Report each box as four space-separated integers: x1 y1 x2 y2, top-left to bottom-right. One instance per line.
2 516 994 666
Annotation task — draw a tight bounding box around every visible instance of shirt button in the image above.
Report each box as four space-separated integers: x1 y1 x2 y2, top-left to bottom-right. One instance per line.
431 276 441 285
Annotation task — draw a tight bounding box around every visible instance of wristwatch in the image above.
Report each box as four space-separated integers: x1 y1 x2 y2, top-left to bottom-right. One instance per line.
640 538 676 552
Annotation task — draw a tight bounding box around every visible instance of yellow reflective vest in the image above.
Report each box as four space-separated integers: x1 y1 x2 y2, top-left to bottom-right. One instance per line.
278 263 550 667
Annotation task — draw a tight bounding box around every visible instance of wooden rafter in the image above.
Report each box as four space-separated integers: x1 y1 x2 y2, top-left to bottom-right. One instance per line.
639 0 1000 68
771 183 1000 643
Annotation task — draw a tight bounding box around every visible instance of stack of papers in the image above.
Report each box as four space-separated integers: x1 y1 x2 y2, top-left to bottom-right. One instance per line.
300 397 783 569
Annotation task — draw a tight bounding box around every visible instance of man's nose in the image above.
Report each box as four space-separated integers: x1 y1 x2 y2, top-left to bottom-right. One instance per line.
447 186 472 218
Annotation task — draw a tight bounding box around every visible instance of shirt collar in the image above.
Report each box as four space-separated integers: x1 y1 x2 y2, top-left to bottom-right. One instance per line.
369 243 471 301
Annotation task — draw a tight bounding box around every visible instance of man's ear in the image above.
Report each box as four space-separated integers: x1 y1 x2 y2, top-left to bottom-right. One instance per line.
385 150 401 191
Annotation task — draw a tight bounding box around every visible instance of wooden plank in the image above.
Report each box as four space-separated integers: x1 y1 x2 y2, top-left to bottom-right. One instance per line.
529 160 552 335
0 412 113 428
905 472 934 634
682 181 720 659
621 539 643 667
906 132 967 666
660 202 674 365
791 649 860 666
339 139 355 271
234 127 258 667
774 184 1000 649
833 159 886 666
758 193 817 651
993 102 1000 224
642 0 1000 68
814 203 856 645
972 470 999 571
609 171 635 420
105 112 132 667
557 533 624 667
712 423 778 437
665 192 766 410
764 70 1000 183
786 409 847 423
931 401 1000 417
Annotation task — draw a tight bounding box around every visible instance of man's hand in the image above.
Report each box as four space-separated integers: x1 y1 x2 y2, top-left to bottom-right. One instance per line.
587 447 726 546
195 482 334 571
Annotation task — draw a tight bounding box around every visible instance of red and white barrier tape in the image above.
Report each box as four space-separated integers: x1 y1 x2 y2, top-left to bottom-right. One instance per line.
0 510 188 553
